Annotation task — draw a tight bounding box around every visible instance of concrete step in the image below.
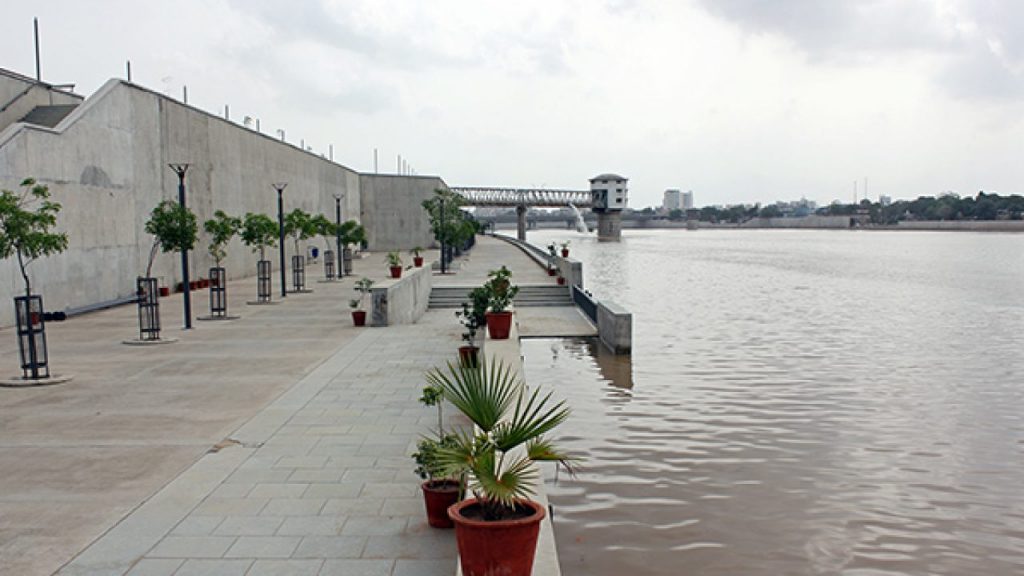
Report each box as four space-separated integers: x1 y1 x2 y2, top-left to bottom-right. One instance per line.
429 285 572 309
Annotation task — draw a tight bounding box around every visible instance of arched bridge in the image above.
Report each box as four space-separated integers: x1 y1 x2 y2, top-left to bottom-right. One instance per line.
450 186 591 240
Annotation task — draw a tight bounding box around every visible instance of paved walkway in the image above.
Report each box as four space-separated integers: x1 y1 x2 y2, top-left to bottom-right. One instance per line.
436 236 552 288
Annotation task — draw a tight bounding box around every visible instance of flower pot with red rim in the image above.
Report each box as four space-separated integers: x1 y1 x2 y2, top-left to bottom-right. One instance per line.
351 310 366 326
547 268 556 276
159 286 170 297
458 346 479 367
421 480 460 529
557 276 566 286
448 498 546 576
485 311 512 340
389 266 402 279
414 256 424 267
561 248 569 257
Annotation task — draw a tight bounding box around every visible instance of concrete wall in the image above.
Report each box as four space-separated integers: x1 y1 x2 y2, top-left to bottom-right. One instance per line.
0 70 83 132
0 79 363 326
369 265 432 326
597 300 632 354
741 215 851 229
892 220 1024 232
358 174 443 251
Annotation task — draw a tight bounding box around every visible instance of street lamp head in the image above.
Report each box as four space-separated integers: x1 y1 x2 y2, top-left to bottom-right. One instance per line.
168 163 190 178
272 182 288 193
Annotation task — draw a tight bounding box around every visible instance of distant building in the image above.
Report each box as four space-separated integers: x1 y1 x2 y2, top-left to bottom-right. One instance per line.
663 189 682 211
682 190 694 210
879 195 892 206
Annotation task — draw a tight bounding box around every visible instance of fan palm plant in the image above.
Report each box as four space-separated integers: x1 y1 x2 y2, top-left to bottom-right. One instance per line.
425 357 577 521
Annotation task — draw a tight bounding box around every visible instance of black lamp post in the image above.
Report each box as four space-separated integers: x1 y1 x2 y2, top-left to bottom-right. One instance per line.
273 183 287 298
169 163 192 329
439 195 447 274
334 194 344 278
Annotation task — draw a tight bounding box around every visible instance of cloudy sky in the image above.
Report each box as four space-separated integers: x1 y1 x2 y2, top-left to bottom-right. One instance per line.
3 1 1023 208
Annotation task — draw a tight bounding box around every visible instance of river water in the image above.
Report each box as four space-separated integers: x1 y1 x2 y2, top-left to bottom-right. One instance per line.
521 229 1024 576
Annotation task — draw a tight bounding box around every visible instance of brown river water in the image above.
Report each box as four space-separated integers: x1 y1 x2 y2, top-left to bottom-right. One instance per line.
521 229 1024 576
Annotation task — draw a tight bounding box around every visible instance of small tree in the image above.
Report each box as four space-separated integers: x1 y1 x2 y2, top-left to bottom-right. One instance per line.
284 208 317 256
144 200 198 278
203 210 241 268
422 189 465 248
0 178 69 300
311 214 337 252
240 213 278 260
338 219 366 249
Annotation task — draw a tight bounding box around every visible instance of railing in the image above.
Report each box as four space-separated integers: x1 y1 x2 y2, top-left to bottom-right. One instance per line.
572 285 598 323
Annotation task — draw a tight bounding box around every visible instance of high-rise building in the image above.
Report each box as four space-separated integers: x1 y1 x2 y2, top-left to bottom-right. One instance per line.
682 190 694 210
663 189 682 211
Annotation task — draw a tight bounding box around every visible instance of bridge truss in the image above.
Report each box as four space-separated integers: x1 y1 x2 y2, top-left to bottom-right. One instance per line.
450 186 592 208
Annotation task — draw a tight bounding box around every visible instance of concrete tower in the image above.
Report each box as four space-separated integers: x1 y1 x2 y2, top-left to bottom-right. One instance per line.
590 173 628 241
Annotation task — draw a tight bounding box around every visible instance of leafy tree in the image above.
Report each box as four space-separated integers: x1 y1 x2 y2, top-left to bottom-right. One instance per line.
144 200 198 278
240 213 278 261
759 205 782 218
310 214 337 251
667 208 684 221
283 208 317 256
338 219 366 248
0 178 69 299
203 210 241 268
422 189 466 247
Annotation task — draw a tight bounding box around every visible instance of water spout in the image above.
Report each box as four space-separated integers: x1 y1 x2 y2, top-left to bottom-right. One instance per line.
568 203 588 234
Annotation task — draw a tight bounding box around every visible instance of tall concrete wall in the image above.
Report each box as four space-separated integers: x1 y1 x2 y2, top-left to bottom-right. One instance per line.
0 79 363 327
359 174 443 251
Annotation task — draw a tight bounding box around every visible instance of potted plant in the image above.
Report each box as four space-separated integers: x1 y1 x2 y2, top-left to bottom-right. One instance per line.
412 384 462 528
386 250 403 278
455 287 488 367
142 200 198 339
203 210 240 318
560 240 570 257
483 266 518 340
427 358 577 576
311 214 338 280
338 219 366 276
410 246 424 268
0 178 69 380
284 208 316 292
349 276 373 326
546 243 557 276
240 212 278 303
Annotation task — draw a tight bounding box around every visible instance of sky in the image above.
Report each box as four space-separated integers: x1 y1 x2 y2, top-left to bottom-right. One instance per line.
2 0 1023 208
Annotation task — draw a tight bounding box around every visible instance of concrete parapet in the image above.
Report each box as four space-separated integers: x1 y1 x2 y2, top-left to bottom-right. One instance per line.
554 256 583 288
369 264 432 326
597 300 632 354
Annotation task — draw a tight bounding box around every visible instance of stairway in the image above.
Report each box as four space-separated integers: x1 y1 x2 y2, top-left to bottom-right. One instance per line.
429 284 573 309
19 104 78 128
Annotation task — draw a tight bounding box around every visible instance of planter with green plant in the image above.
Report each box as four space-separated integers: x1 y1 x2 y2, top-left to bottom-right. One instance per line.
427 358 577 576
284 208 316 292
202 210 240 319
338 219 366 276
1 178 69 380
412 384 462 528
386 250 403 278
546 243 557 276
311 214 337 280
141 200 198 340
349 276 373 326
483 266 518 340
411 246 424 267
240 213 278 304
455 286 488 366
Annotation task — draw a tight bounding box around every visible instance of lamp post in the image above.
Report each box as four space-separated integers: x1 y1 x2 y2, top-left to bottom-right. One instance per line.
334 194 344 278
439 194 446 274
273 183 287 298
169 164 192 329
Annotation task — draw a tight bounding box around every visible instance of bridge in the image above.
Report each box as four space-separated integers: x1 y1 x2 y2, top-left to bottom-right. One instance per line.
450 186 591 240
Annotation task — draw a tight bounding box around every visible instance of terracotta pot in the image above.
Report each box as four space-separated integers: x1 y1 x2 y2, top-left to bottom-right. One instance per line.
390 266 402 279
422 480 460 529
414 256 424 267
189 280 199 290
458 345 479 367
351 310 366 326
561 248 569 257
547 268 556 276
159 286 170 297
485 311 512 340
557 277 566 286
176 282 185 293
449 498 546 576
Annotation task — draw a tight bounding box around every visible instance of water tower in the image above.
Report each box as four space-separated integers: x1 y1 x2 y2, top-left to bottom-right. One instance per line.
589 173 628 241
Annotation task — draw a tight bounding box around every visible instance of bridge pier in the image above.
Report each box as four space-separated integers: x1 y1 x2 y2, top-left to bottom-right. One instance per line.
516 204 527 241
